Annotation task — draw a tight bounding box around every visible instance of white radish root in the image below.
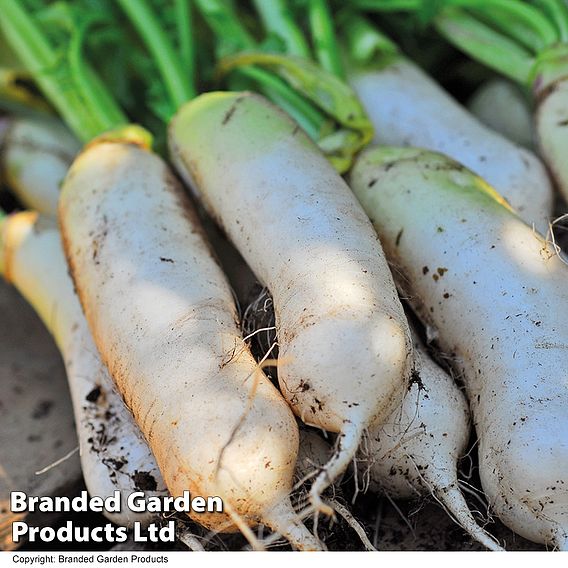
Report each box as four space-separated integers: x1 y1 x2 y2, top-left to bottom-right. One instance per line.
169 91 413 513
58 138 320 550
349 146 568 548
363 327 502 550
349 57 553 229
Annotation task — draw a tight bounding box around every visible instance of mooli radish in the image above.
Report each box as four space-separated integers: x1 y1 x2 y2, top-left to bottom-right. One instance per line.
338 14 553 228
170 90 413 514
349 146 568 549
355 0 568 208
59 138 319 549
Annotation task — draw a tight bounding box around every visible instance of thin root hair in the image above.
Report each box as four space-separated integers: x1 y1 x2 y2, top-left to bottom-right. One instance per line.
329 498 377 551
385 492 415 536
542 214 568 266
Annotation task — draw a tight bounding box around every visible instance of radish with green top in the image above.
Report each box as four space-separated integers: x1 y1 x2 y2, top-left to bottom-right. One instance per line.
333 12 552 227
169 90 412 515
431 1 568 207
352 0 568 208
0 210 167 527
349 146 568 549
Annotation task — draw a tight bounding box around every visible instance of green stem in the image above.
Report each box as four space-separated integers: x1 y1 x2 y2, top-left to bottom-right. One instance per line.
535 0 568 42
117 0 195 108
448 0 559 51
435 8 534 85
252 0 310 57
0 0 125 142
470 10 546 53
239 66 326 139
68 26 119 133
339 12 398 66
176 0 195 81
350 0 421 9
353 0 559 50
196 0 327 142
309 0 345 78
194 0 255 54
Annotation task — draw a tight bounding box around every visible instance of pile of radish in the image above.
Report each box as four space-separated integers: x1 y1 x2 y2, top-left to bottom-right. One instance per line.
0 0 566 552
